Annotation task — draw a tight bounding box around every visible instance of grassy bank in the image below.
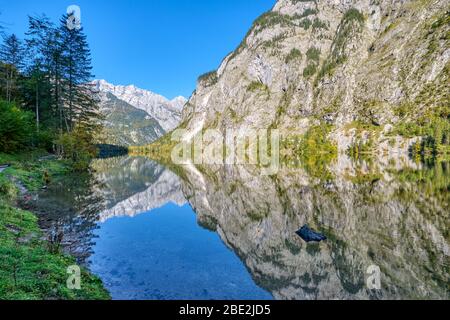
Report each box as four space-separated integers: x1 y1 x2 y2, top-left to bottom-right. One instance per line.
0 150 110 300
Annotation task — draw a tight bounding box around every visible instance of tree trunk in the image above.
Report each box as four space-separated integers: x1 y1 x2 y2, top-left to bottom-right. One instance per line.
35 82 40 132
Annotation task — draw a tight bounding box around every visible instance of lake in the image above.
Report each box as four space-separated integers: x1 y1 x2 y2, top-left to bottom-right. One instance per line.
31 156 449 300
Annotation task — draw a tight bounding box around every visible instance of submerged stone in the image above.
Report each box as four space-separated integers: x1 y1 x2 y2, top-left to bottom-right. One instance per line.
296 225 327 243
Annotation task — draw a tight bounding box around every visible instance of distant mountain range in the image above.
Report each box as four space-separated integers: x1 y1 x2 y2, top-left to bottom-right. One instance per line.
93 80 187 146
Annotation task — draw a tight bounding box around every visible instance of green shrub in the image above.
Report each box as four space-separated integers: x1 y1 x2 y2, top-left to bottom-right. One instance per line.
303 64 317 78
247 81 269 93
346 140 375 161
252 12 295 35
0 175 18 201
306 47 321 62
317 8 365 80
300 8 318 18
55 127 98 171
198 70 218 86
343 8 365 24
33 129 56 152
312 18 328 30
299 18 312 30
282 123 338 180
298 124 337 180
285 48 302 63
0 100 33 153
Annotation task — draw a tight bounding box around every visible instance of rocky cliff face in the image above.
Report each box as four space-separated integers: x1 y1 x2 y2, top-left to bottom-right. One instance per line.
181 0 449 153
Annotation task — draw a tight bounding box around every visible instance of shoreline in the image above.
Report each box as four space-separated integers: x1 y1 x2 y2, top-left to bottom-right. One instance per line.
0 150 110 300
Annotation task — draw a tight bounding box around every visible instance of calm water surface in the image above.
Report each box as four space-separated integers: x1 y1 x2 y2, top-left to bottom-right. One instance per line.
31 156 449 300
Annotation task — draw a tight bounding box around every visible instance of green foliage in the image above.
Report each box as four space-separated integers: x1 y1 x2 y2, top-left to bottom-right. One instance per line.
285 48 302 63
0 14 109 301
299 124 338 156
0 34 25 103
198 70 218 86
306 47 321 62
343 8 365 24
392 105 449 162
231 9 322 58
282 124 338 180
247 81 269 93
300 8 318 18
0 175 18 201
33 129 57 152
0 15 102 169
303 63 317 78
0 100 33 153
390 161 450 205
0 150 69 192
346 140 375 161
383 21 400 34
0 202 110 300
0 150 108 300
303 47 321 78
299 18 312 30
129 132 178 165
229 6 327 60
247 210 268 222
262 33 287 50
252 12 296 35
312 18 328 30
317 8 365 80
55 127 99 171
424 11 450 60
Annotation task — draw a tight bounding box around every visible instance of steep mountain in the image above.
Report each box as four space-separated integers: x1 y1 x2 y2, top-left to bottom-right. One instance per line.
98 92 165 146
180 0 449 155
94 80 187 132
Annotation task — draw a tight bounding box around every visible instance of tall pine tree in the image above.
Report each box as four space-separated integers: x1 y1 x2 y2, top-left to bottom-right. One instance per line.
0 34 25 102
0 13 103 166
59 13 95 131
25 15 62 132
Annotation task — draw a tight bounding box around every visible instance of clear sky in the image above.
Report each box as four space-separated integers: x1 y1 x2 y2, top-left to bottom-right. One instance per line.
0 0 275 99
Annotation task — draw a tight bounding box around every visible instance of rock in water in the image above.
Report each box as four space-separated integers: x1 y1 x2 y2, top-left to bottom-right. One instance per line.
296 225 327 243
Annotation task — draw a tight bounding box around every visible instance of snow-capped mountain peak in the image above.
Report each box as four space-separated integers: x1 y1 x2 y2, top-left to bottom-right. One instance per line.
93 79 187 132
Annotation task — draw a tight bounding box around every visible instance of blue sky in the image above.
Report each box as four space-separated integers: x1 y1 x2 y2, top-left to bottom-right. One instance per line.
0 0 275 99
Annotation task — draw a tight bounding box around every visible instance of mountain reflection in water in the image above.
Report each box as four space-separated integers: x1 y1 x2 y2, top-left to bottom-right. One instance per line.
31 156 449 300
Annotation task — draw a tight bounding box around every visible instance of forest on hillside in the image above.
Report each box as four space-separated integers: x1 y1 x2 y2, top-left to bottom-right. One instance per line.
0 12 101 170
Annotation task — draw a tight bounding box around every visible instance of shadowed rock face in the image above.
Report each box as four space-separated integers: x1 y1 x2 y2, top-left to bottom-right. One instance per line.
176 160 449 300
